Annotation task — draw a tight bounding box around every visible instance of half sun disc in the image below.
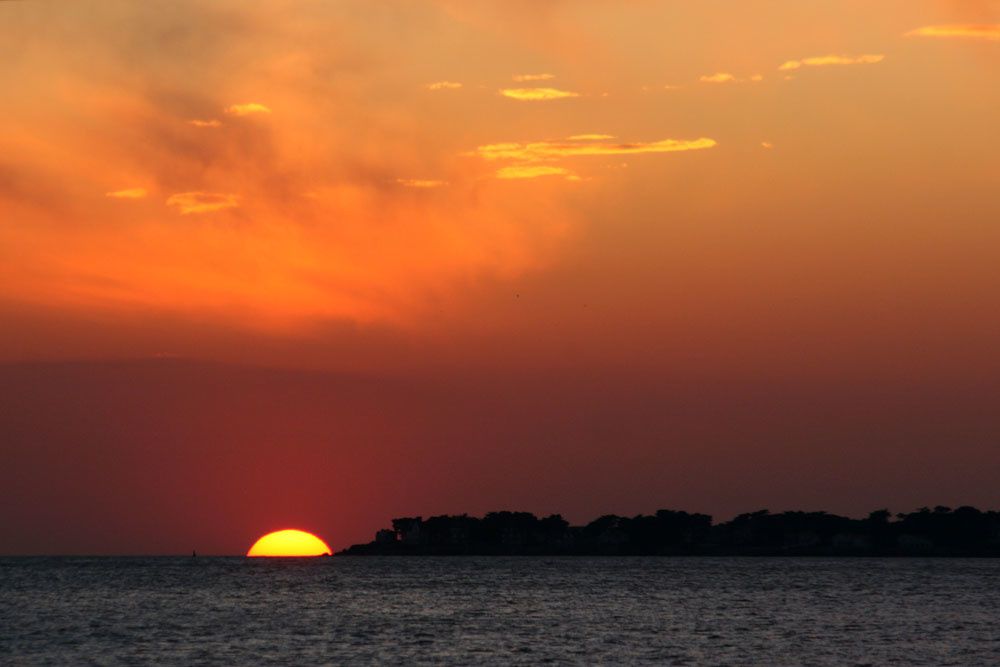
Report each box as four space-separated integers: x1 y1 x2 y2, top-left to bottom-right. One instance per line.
247 529 332 557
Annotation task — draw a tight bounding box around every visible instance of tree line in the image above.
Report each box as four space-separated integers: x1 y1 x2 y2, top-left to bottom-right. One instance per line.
338 506 1000 556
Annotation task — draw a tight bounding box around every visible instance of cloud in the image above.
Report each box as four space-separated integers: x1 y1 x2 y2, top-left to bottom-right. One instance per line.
224 103 272 116
105 188 148 199
426 81 463 90
495 165 578 180
906 25 1000 40
512 73 555 82
0 1 579 332
761 142 774 150
499 87 580 101
700 73 763 84
700 72 737 84
165 192 239 214
189 119 222 128
568 134 616 141
396 179 448 188
474 136 717 161
778 54 885 71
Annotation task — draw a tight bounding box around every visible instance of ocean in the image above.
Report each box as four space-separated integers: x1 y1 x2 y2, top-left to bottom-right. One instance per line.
3 557 999 665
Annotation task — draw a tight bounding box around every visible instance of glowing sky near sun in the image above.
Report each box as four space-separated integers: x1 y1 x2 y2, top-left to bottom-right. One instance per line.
1 0 999 555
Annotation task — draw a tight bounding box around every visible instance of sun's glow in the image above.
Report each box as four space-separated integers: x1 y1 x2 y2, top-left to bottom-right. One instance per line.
247 529 333 557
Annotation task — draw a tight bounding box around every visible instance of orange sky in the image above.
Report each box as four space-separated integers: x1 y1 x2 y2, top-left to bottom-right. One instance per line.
2 1 999 554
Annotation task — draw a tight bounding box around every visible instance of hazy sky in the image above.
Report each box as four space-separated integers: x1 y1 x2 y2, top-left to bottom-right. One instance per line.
2 1 999 554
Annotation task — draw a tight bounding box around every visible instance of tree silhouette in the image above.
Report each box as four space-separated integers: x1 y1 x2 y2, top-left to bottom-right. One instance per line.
340 506 1000 556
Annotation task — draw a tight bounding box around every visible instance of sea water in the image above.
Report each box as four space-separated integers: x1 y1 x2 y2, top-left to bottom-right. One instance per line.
3 557 1000 665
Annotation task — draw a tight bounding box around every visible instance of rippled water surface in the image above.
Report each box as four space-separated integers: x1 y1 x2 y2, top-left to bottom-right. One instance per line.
3 557 1000 665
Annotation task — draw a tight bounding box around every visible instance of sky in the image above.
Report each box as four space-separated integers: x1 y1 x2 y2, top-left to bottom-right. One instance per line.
2 0 999 554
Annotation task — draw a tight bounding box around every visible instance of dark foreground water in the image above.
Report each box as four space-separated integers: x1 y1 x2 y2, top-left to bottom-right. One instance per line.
3 557 1000 665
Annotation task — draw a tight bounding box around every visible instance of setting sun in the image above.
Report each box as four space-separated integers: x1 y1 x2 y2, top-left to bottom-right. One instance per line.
246 530 332 557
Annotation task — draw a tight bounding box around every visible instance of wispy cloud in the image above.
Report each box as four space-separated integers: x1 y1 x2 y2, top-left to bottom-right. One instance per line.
105 188 148 199
500 87 580 101
224 103 272 117
426 81 463 90
396 179 449 188
166 192 239 214
568 134 616 141
496 165 578 180
699 73 763 84
906 25 1000 40
475 136 717 161
642 84 683 92
0 0 581 331
778 54 885 71
512 73 555 82
700 72 737 84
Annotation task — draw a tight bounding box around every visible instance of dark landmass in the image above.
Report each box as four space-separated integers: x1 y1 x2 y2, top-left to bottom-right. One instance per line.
337 506 1000 556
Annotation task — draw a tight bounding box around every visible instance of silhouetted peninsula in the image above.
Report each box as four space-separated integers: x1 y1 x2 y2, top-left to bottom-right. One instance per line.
338 507 1000 556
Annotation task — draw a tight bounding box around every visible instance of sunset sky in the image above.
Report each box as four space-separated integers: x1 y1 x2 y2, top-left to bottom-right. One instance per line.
2 0 999 554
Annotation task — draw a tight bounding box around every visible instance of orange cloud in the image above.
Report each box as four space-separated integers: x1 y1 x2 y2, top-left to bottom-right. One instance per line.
778 54 885 71
475 136 717 162
396 179 449 188
906 24 1000 40
700 72 737 84
426 81 463 90
166 192 239 215
700 72 763 84
568 134 616 141
500 87 580 101
0 1 724 335
0 31 574 333
224 103 271 116
512 73 555 82
495 165 579 180
105 188 148 199
189 119 222 128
